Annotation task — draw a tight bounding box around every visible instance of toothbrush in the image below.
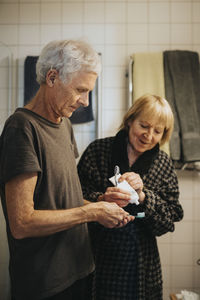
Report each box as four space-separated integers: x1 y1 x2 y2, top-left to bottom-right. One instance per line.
114 165 120 187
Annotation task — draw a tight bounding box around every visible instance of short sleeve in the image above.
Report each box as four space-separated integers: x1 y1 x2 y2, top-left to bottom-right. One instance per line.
0 125 41 183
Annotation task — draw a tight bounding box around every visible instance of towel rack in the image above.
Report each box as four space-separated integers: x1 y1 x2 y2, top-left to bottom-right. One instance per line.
128 57 133 108
0 41 13 118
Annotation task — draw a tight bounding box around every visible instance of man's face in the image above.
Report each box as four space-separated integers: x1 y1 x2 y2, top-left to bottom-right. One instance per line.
50 71 98 119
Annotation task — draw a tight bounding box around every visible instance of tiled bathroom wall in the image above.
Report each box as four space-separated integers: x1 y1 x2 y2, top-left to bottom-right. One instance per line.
0 1 200 299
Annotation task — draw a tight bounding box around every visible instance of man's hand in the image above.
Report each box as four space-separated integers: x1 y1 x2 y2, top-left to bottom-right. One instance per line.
85 201 134 228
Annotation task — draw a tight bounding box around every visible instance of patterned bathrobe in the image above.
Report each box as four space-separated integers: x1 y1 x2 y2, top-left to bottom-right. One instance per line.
78 129 184 300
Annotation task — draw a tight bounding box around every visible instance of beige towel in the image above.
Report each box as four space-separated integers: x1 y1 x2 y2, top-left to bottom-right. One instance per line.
131 52 169 155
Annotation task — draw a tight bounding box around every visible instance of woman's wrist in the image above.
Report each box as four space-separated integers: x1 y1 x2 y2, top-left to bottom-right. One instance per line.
138 191 145 203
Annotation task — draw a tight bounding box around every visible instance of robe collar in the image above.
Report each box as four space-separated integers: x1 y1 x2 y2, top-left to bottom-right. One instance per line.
110 129 159 177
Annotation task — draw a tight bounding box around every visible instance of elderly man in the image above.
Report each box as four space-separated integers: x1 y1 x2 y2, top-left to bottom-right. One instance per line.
0 40 133 300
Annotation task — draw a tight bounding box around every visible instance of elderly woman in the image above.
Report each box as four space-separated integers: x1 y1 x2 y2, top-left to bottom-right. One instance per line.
78 94 184 300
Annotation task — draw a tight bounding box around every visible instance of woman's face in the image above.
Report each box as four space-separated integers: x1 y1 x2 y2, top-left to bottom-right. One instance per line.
128 116 165 155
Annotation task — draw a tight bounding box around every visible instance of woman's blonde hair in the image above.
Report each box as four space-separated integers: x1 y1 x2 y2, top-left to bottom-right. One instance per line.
119 94 174 145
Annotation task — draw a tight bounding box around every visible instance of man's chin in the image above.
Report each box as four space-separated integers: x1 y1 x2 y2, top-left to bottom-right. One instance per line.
63 111 73 118
68 112 73 118
62 106 78 118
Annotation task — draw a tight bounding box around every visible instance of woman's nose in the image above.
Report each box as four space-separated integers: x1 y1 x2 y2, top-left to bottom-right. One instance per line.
144 129 153 140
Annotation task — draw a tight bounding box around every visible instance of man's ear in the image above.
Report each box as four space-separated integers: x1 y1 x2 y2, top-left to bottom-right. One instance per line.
46 69 58 87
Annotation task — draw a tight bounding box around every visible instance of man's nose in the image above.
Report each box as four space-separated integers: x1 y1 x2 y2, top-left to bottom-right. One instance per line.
79 92 89 107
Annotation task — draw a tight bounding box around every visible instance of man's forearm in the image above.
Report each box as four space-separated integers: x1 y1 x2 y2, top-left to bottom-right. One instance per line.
8 204 95 239
83 199 91 205
6 173 133 239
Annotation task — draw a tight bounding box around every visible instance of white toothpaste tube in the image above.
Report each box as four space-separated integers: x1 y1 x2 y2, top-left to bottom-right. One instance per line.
109 174 139 205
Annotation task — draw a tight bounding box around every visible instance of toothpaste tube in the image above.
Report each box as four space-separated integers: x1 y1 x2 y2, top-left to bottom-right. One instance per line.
109 174 139 205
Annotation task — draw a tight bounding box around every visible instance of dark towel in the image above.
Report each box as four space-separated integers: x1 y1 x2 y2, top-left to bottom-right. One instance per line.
164 50 200 163
69 91 94 124
24 56 39 105
24 56 94 124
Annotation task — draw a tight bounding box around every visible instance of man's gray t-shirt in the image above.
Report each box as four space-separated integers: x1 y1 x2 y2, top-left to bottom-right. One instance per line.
0 108 94 300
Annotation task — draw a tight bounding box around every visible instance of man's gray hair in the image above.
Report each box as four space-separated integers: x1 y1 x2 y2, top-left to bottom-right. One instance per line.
36 39 101 84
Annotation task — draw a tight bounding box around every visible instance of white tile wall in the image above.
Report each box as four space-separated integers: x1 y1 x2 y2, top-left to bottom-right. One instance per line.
19 24 40 45
0 25 18 45
104 88 127 110
41 3 62 24
83 24 105 44
84 3 105 23
105 2 126 23
171 2 191 23
193 24 200 44
105 24 126 44
149 23 170 44
0 1 200 299
149 2 170 23
171 244 194 266
127 3 148 23
19 3 40 24
0 4 19 24
104 65 126 88
171 266 194 288
62 3 83 24
62 24 83 39
105 45 127 66
40 24 62 45
128 23 148 44
171 24 192 45
193 3 200 23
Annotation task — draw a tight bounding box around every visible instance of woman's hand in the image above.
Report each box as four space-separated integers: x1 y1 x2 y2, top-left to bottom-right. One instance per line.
119 172 145 203
98 186 131 207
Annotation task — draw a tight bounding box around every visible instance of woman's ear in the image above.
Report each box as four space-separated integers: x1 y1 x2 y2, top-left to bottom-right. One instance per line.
127 120 131 128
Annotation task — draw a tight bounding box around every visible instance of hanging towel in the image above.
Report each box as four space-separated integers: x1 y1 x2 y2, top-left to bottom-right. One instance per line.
131 52 169 155
131 52 165 101
24 56 94 124
164 50 200 163
24 56 39 105
69 91 94 124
